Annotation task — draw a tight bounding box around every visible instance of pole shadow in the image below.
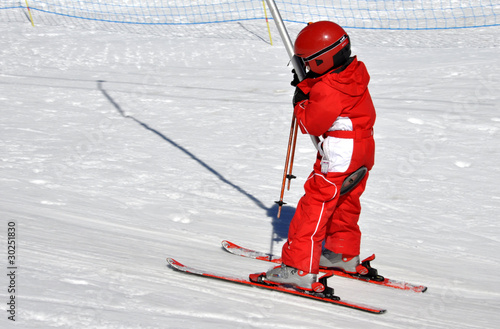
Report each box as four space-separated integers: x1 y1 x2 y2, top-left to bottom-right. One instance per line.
97 80 296 255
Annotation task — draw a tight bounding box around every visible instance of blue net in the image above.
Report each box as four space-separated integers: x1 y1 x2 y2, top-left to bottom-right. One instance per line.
1 0 499 30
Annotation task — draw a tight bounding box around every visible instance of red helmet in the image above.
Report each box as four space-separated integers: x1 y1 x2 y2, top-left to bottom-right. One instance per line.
294 21 351 74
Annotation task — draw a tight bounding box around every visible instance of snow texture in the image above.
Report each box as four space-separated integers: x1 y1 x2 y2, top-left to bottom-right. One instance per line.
0 15 500 329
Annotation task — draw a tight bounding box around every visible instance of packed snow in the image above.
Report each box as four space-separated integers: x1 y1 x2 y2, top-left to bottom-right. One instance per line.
1 11 499 329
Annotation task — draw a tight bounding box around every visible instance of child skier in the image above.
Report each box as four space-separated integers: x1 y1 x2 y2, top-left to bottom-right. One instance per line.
264 21 376 291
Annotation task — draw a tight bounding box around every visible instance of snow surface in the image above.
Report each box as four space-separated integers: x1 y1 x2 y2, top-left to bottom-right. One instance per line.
1 16 500 329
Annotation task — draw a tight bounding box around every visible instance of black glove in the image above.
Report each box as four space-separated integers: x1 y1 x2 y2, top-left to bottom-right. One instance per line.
291 69 300 87
291 67 322 86
293 86 309 107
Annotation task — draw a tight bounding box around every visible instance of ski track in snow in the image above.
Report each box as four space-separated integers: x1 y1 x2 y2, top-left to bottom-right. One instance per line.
1 16 500 329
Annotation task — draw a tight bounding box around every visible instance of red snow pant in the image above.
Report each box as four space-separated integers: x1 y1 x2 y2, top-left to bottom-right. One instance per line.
281 169 369 274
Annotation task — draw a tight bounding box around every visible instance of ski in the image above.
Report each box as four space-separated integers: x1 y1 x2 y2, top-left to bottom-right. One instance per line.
167 257 386 314
221 240 427 293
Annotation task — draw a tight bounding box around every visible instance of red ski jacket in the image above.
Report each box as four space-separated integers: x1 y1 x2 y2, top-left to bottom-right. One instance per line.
294 56 375 137
294 56 376 174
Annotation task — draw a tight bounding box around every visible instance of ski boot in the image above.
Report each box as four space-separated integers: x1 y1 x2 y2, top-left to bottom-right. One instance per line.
320 249 384 281
250 263 336 296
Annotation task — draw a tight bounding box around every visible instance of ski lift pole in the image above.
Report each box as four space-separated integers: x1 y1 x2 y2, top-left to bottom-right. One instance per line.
265 0 321 217
264 0 321 149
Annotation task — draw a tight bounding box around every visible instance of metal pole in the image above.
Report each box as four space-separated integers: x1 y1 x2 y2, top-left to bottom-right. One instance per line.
264 0 304 80
264 0 321 150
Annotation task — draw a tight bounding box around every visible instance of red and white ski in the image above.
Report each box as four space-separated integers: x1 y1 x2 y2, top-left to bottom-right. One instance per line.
221 240 427 293
167 257 386 314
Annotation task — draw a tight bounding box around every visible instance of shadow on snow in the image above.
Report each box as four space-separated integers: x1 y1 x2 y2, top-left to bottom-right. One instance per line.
98 80 295 252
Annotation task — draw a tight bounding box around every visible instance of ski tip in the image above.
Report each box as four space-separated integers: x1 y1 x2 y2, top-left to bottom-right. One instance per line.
221 240 239 250
221 240 245 252
166 258 181 267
